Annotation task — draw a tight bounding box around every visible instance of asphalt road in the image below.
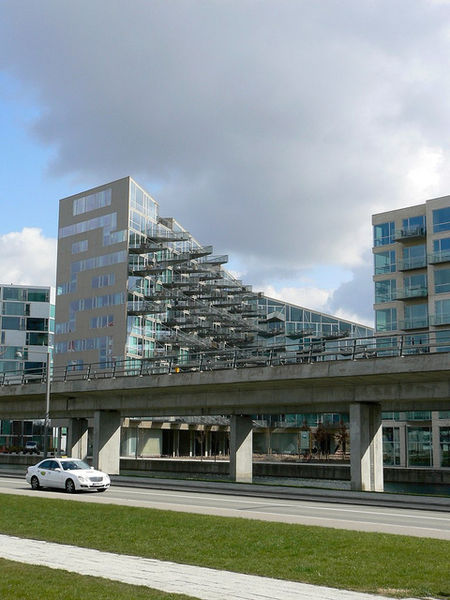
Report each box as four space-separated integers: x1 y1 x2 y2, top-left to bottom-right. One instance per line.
0 475 449 540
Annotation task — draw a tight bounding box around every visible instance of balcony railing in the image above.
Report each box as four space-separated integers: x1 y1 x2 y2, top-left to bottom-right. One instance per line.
398 317 429 330
394 226 426 241
397 257 427 271
394 286 428 300
430 314 450 326
428 250 450 264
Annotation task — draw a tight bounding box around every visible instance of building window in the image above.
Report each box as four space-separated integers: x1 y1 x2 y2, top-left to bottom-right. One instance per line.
2 287 26 301
403 273 427 298
401 215 426 235
92 273 115 289
27 289 49 302
375 308 397 332
1 317 25 330
374 251 396 274
403 303 428 329
434 299 450 325
432 237 450 263
2 302 29 316
433 206 450 233
440 427 450 467
73 188 111 216
373 222 395 246
401 244 426 270
407 426 432 467
71 240 88 254
383 427 400 465
71 250 126 274
90 315 114 329
374 280 396 303
434 267 450 293
435 330 450 352
59 212 117 239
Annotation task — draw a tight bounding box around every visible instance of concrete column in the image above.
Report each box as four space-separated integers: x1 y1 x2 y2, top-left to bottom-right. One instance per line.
92 410 121 475
67 418 88 460
189 429 194 457
350 403 384 492
229 415 253 483
431 411 440 468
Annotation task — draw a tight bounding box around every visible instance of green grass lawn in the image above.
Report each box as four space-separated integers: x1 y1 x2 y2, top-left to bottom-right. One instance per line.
0 558 195 600
0 494 448 599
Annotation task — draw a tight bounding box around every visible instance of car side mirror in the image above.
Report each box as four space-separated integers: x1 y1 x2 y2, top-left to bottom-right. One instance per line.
54 468 61 472
90 466 94 470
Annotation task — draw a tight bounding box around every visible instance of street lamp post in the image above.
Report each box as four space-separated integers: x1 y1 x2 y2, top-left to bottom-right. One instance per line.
43 350 51 458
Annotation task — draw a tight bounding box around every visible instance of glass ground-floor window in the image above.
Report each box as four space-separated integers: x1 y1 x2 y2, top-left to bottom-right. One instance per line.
407 426 432 466
383 427 400 465
440 427 450 467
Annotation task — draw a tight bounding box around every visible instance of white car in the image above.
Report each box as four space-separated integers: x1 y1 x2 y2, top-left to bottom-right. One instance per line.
26 458 110 493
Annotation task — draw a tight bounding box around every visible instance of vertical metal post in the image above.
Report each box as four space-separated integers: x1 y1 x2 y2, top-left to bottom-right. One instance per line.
43 351 51 458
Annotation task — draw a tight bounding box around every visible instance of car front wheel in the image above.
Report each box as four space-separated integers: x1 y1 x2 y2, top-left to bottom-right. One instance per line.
65 478 76 494
30 476 40 490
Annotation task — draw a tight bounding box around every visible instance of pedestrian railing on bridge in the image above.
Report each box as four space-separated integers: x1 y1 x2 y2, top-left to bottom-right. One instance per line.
0 330 443 386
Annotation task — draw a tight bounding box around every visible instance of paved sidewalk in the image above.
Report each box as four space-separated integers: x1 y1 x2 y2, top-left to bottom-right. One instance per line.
0 534 421 600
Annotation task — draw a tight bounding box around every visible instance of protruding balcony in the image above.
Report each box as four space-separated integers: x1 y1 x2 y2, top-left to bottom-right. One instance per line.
129 242 162 254
394 226 426 242
201 255 228 265
398 317 429 330
285 328 315 339
394 286 428 300
430 313 450 326
147 228 190 243
129 263 166 276
428 250 450 264
257 326 285 338
189 245 213 259
127 301 167 315
397 256 427 271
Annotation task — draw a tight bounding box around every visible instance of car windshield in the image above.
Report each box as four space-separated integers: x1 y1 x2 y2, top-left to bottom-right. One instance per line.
61 460 90 471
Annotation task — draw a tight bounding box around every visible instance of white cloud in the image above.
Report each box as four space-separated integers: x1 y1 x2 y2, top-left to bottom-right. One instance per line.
2 1 450 322
0 228 56 288
262 284 333 313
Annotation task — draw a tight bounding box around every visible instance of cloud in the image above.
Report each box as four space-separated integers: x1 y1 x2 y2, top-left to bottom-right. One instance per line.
0 228 56 289
326 253 375 327
2 1 450 317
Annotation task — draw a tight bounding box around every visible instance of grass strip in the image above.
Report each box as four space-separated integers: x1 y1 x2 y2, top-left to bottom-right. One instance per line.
0 494 448 599
0 558 195 600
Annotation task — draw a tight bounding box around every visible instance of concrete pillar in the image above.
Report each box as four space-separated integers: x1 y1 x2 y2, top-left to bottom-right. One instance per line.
431 411 440 468
92 410 121 475
189 429 194 457
173 429 180 457
67 418 88 460
350 403 384 492
229 415 253 483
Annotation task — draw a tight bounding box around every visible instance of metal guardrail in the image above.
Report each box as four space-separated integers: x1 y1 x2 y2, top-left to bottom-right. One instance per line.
0 330 448 387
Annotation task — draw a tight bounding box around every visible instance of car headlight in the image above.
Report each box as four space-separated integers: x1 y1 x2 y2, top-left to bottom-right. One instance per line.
76 475 87 483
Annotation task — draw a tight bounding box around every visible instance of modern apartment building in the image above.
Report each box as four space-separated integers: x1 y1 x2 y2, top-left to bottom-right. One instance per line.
0 283 54 449
55 177 372 373
373 197 450 469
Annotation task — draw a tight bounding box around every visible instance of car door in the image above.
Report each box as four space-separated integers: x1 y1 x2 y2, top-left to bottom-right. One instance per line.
48 460 65 488
36 460 57 487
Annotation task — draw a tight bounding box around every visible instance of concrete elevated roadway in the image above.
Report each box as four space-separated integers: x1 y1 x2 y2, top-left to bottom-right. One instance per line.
1 352 450 492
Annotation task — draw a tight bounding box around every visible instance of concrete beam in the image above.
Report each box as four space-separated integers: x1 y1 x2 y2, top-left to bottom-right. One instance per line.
229 415 253 483
92 411 121 475
350 402 384 492
67 418 88 460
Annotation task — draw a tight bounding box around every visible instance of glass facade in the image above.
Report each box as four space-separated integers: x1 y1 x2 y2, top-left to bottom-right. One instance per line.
373 222 394 246
0 284 53 380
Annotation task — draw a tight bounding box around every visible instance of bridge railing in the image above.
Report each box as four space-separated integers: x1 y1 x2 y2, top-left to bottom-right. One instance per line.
0 330 445 386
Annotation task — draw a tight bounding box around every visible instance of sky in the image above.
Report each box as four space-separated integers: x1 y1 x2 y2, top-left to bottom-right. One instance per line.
2 1 450 327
